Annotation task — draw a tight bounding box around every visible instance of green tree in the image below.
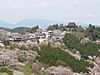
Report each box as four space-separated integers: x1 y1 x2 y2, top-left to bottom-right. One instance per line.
59 24 66 31
63 33 100 58
63 33 80 50
76 25 85 32
26 25 39 33
31 25 39 32
86 24 99 41
47 24 66 31
47 24 59 30
37 46 92 73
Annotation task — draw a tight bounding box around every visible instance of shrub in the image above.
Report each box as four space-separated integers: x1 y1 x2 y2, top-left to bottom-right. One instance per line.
23 64 33 73
0 67 13 75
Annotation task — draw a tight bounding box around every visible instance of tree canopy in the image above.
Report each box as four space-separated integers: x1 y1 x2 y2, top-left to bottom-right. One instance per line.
47 24 66 31
63 33 100 58
37 46 92 73
27 25 39 33
86 24 100 41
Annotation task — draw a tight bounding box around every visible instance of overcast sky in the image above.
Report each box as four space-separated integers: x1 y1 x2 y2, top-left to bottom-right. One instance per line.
0 0 100 24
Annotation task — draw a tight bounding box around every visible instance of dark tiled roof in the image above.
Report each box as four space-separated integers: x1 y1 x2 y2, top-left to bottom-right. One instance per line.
67 22 77 27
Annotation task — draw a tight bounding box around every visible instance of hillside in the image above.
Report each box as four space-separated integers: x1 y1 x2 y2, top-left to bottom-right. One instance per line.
0 27 12 32
12 27 31 33
0 27 31 33
0 19 96 29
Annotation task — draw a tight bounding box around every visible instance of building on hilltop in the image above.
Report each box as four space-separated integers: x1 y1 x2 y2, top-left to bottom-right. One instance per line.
67 22 78 31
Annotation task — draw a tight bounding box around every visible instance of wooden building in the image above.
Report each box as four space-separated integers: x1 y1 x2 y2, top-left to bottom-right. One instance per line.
67 22 78 31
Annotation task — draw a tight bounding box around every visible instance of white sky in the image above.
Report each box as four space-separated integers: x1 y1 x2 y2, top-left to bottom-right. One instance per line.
0 0 100 24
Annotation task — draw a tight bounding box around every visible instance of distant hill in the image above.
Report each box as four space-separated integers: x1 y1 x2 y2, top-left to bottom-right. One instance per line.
12 27 31 33
0 19 99 29
14 19 66 28
0 27 12 32
0 27 31 33
0 19 66 29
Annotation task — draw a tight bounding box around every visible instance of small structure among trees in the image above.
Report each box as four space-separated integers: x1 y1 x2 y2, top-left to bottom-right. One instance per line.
67 22 78 31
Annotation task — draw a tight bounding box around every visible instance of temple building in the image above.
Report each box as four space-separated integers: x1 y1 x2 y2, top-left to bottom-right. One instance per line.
67 22 78 31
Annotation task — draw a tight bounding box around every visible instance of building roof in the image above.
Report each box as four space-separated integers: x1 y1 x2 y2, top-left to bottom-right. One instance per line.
67 22 77 27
